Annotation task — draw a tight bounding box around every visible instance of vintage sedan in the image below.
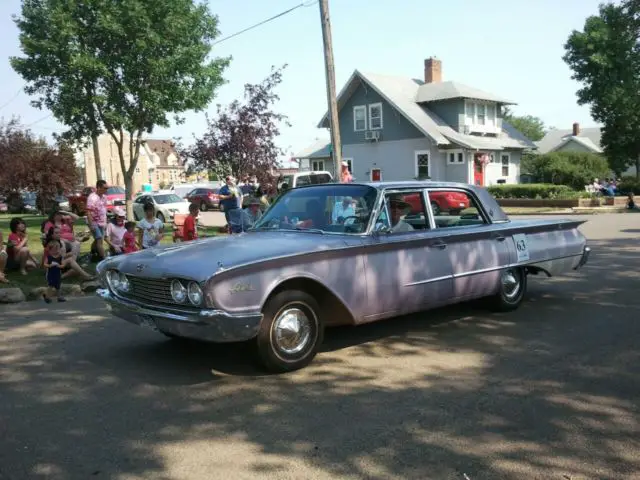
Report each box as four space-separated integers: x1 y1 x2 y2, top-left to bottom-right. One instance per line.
96 181 590 372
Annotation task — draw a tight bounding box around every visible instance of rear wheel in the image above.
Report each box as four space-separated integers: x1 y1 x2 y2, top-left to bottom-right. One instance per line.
487 267 527 311
200 201 208 212
256 290 324 373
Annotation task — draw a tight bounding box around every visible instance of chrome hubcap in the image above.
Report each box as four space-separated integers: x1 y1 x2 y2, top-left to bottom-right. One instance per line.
273 307 312 355
502 269 521 300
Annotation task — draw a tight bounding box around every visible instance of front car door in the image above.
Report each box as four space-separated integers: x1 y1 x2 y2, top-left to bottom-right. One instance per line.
361 188 454 321
426 187 510 300
133 195 148 220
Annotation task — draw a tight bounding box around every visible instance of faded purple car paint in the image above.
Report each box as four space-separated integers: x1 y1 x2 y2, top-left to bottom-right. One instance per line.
96 181 590 344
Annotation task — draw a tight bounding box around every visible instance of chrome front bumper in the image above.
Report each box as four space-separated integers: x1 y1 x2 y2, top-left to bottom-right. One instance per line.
97 288 262 343
574 246 591 270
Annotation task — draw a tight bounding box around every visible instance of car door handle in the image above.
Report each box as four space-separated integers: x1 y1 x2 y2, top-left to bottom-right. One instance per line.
430 241 447 250
494 235 506 242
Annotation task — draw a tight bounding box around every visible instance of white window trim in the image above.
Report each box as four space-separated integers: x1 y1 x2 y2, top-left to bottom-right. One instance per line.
343 157 354 173
500 152 511 176
311 159 325 171
446 149 465 165
414 150 431 179
370 168 382 181
465 100 497 128
368 103 383 130
353 105 367 132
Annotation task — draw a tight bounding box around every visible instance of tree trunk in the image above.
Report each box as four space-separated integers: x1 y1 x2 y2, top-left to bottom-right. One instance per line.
92 133 103 181
124 173 134 220
636 155 640 181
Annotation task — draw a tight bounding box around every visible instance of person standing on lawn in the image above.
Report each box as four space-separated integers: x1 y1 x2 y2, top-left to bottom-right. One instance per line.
6 217 38 275
183 203 200 242
137 202 164 249
104 207 127 255
122 221 139 253
0 230 8 283
86 179 109 260
218 176 242 227
42 238 66 303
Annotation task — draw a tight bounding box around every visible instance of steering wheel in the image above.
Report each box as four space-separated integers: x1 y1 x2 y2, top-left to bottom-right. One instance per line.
342 216 360 226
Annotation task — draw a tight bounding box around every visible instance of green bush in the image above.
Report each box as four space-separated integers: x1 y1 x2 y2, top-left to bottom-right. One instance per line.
617 178 640 195
487 183 582 199
521 151 610 190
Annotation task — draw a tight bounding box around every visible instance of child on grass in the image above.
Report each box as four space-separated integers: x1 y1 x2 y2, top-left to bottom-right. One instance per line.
183 203 200 241
137 203 164 249
122 221 139 254
43 238 66 303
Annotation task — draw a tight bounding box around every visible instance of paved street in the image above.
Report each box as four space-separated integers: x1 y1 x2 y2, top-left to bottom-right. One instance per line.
1 213 639 479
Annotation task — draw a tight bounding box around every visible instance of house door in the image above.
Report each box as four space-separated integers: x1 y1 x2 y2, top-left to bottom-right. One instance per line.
371 168 382 182
473 154 485 186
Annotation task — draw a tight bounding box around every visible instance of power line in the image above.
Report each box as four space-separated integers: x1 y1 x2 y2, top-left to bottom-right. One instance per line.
24 113 52 127
0 87 24 111
212 0 318 46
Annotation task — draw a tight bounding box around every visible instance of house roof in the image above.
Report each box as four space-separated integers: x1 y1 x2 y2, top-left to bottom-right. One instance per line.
535 127 602 154
293 138 332 159
144 139 182 166
312 70 534 155
415 81 515 104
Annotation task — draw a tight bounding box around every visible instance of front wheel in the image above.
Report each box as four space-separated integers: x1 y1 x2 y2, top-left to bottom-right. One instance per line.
256 290 324 373
487 267 527 311
200 202 208 212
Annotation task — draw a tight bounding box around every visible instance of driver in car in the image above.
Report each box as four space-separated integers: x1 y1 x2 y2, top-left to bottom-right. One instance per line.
332 196 356 224
388 194 414 233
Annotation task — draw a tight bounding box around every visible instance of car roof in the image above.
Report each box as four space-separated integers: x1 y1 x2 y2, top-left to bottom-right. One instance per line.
293 180 480 191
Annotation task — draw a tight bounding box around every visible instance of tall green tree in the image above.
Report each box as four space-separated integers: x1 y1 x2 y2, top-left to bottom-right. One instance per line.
563 0 640 179
11 0 229 216
502 106 547 141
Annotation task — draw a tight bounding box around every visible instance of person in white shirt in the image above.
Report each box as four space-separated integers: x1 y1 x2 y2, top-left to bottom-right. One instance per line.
137 202 164 249
387 195 414 233
332 196 356 224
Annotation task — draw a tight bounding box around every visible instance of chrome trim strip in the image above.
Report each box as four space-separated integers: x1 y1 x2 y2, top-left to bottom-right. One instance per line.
404 274 453 287
452 265 503 279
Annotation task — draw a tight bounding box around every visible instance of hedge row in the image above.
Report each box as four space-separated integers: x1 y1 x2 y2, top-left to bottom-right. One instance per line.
486 184 588 200
616 178 640 195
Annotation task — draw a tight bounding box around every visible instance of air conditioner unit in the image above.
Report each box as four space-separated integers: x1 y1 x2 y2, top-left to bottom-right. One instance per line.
365 130 380 141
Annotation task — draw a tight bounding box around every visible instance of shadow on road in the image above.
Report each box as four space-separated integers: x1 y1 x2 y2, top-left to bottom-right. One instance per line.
0 238 639 479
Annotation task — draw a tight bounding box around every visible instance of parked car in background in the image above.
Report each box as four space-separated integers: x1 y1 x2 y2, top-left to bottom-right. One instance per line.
170 182 222 199
0 196 8 213
132 192 190 222
69 186 126 215
96 181 591 373
278 171 333 191
185 187 220 211
404 189 470 215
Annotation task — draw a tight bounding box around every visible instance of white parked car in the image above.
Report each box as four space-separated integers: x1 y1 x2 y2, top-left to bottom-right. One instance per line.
132 192 190 223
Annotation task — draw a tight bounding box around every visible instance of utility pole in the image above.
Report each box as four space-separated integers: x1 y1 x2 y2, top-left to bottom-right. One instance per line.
318 0 342 181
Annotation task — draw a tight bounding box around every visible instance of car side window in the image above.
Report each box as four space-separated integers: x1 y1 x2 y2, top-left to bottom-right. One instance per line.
428 190 486 229
375 190 429 234
136 196 147 204
296 175 311 187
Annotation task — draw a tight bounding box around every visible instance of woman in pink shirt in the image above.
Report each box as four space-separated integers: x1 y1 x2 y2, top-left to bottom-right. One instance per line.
105 208 127 255
340 161 353 183
43 210 81 259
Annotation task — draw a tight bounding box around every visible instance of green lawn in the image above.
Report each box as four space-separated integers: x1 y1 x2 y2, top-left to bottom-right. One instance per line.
0 213 221 295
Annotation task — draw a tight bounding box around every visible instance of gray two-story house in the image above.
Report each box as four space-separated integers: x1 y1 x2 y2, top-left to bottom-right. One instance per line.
294 58 535 186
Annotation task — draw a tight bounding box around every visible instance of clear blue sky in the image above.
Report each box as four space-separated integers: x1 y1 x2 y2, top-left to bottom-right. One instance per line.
0 0 605 166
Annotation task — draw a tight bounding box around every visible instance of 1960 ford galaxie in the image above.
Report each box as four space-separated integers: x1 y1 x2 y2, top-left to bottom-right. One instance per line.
96 181 590 372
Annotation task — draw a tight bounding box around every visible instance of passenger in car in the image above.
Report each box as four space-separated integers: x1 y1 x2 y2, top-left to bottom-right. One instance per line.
387 195 414 233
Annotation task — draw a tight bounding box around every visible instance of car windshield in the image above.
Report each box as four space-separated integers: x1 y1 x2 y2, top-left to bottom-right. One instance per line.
154 194 183 204
253 184 379 234
107 186 125 195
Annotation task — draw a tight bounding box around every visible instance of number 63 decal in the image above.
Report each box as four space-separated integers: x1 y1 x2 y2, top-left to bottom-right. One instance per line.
512 233 530 262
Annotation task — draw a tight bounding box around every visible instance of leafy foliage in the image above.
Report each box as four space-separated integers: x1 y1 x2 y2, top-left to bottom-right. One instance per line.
502 107 547 141
0 118 79 210
486 184 584 200
563 0 640 178
11 0 229 214
520 151 610 190
181 66 290 187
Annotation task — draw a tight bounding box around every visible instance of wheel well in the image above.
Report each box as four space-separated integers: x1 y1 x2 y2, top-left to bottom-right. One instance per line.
267 278 355 327
525 265 551 277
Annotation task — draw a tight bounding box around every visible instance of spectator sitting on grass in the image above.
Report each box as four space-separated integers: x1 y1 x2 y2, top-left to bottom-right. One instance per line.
627 192 636 210
42 226 94 281
6 217 38 275
43 209 83 259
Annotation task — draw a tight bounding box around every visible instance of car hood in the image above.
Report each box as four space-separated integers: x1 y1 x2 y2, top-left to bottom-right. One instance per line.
102 232 350 282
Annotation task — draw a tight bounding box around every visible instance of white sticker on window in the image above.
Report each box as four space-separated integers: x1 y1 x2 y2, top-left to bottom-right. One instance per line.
512 233 530 262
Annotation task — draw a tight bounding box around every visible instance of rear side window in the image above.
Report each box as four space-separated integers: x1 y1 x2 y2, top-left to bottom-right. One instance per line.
427 189 486 229
296 175 311 187
310 173 331 184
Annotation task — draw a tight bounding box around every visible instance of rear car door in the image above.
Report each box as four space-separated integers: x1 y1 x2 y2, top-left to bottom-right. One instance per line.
426 187 510 300
362 189 454 320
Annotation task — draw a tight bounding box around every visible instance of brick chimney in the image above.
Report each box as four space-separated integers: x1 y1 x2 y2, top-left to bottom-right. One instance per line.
572 122 580 136
424 57 442 84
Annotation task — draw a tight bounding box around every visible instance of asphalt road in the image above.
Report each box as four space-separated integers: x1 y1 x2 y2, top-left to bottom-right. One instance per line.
1 214 639 479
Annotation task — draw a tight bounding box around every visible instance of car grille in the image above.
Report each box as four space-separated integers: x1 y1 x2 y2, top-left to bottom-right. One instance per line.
124 276 175 306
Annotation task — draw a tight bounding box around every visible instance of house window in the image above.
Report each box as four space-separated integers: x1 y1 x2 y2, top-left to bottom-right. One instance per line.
501 153 510 176
135 167 141 174
447 150 465 165
343 158 353 173
487 104 496 124
415 151 430 179
476 104 486 125
368 103 383 130
353 105 366 131
312 160 324 171
465 101 496 127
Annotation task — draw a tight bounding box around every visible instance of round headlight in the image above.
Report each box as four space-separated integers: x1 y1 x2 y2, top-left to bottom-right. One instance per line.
107 270 121 291
118 273 130 292
170 279 187 303
187 282 203 306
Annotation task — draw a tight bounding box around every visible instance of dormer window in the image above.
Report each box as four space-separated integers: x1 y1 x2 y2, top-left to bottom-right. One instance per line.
464 101 499 133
